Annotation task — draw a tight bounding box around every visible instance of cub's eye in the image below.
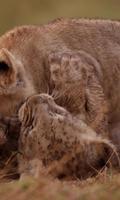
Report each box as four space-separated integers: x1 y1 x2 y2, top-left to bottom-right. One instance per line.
0 61 9 73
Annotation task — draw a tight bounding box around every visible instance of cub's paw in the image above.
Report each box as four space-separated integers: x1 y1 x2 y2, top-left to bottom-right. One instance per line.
49 52 87 85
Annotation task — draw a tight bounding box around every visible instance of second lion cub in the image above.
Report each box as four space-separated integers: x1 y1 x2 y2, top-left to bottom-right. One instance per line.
18 94 116 179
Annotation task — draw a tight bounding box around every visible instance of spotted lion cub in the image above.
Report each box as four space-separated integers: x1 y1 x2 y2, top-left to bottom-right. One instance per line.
18 94 116 179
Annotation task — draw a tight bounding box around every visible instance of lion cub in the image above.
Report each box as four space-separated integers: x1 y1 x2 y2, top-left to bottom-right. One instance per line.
18 94 116 179
49 51 108 137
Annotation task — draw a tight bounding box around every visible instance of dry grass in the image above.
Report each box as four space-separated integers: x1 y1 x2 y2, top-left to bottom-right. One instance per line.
0 169 120 200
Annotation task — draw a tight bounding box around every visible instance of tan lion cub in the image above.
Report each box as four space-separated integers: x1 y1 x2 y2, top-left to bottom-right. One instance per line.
0 19 120 139
18 94 117 179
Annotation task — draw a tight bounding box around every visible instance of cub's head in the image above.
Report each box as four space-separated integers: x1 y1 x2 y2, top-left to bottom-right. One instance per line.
19 93 67 127
0 48 34 116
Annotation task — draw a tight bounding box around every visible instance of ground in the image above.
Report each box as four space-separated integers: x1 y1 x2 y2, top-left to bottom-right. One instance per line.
0 170 120 200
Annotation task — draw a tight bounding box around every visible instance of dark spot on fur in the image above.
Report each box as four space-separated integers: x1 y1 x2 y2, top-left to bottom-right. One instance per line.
98 158 106 167
57 173 66 179
85 99 89 112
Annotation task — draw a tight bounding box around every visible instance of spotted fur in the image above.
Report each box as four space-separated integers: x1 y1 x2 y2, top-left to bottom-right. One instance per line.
18 94 117 179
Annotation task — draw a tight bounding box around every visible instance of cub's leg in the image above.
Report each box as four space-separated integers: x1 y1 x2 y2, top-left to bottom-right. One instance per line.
49 51 109 137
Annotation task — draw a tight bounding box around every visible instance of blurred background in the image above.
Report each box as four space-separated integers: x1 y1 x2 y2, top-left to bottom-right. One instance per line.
0 0 119 35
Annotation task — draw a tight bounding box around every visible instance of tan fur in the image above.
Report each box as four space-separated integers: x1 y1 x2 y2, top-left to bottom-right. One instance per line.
0 19 120 178
18 94 117 179
0 19 119 136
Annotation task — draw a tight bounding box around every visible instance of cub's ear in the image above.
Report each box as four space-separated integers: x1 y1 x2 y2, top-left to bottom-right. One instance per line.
0 48 17 87
0 48 17 74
